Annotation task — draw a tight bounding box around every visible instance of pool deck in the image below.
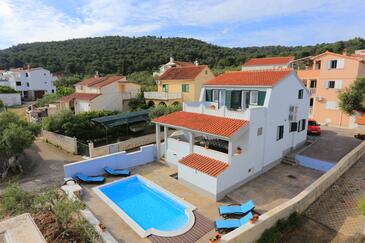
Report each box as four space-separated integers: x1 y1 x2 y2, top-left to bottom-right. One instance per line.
81 162 322 242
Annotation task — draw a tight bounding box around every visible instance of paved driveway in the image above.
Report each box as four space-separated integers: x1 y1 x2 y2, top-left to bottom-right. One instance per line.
301 126 362 162
0 138 82 193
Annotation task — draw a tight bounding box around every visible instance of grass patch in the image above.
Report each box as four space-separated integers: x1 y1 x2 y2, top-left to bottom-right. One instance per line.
259 212 303 243
359 197 365 216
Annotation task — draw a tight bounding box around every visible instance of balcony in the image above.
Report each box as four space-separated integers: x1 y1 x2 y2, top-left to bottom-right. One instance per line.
144 92 182 100
183 101 251 120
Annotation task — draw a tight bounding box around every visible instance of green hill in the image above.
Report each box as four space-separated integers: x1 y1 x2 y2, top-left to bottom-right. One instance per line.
0 36 364 75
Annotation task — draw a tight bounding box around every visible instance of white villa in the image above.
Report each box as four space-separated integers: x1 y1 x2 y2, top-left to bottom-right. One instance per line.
153 69 309 200
61 75 140 114
242 56 294 71
1 67 57 100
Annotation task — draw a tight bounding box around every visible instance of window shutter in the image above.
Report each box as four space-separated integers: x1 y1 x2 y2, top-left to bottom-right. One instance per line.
258 91 266 106
335 80 342 89
225 90 232 109
337 59 345 69
324 80 329 89
250 91 259 105
205 89 213 101
326 60 331 69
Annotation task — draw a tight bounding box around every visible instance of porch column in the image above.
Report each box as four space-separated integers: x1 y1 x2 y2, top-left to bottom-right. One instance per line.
156 124 161 161
164 126 168 154
189 132 194 154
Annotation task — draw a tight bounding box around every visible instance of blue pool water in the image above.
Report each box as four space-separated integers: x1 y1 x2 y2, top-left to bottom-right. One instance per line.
99 176 189 232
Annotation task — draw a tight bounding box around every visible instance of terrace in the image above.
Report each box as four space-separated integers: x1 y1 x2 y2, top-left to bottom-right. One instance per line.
64 147 322 242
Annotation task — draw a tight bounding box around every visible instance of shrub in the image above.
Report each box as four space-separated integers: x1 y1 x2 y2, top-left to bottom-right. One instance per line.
52 197 83 227
75 218 100 242
259 227 282 243
359 197 365 215
0 183 34 216
148 103 182 119
0 85 17 94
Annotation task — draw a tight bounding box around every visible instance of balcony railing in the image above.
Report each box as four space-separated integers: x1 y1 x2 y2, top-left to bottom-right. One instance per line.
144 92 182 100
183 101 251 120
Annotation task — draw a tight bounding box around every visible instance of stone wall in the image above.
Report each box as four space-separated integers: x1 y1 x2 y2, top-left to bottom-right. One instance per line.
41 130 78 154
222 141 365 243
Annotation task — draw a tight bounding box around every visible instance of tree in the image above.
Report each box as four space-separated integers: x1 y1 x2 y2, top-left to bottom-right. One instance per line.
339 78 365 115
149 104 182 120
0 112 40 178
128 92 148 111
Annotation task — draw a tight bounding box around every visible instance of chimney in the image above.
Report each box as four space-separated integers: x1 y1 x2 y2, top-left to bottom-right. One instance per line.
342 48 348 56
94 71 99 78
194 60 199 66
169 57 174 63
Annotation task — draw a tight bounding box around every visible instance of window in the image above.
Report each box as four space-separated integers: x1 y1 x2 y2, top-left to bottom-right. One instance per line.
52 89 55 93
26 82 29 87
276 125 284 141
325 101 339 110
298 89 304 99
315 61 321 70
257 127 263 136
25 73 29 77
330 60 337 69
182 84 189 93
257 91 266 106
16 81 21 86
250 91 258 105
327 81 336 89
213 89 220 102
162 84 168 92
298 119 306 132
310 80 317 88
290 122 298 132
309 98 314 107
230 90 242 110
308 120 318 126
206 89 213 102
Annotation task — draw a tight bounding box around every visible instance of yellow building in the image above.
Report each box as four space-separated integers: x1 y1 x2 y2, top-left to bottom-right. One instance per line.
144 64 215 106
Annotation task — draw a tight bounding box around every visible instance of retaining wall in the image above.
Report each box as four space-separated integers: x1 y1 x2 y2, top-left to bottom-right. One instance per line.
64 144 157 178
41 130 78 154
222 141 365 243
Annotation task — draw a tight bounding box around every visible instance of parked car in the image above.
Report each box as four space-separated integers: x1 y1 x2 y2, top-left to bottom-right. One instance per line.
307 119 321 135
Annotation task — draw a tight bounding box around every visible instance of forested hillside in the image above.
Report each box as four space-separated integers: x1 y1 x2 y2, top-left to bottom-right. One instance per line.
0 36 364 76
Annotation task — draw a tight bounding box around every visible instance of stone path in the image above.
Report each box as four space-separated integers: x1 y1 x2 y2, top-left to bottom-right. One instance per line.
304 155 365 236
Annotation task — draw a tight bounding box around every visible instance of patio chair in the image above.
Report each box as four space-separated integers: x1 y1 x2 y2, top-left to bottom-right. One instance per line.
76 172 105 183
104 167 131 177
218 200 255 218
215 212 253 233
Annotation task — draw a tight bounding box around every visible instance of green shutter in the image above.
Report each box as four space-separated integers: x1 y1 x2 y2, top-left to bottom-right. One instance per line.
258 91 266 106
225 90 232 109
206 89 213 101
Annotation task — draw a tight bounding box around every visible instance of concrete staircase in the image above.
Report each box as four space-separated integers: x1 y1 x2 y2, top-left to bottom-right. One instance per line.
281 154 298 166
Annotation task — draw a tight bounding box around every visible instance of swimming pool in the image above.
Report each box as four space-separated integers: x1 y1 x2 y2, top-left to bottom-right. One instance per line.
93 175 196 238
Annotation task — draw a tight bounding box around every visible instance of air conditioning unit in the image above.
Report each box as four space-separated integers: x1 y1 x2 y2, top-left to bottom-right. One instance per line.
316 96 323 101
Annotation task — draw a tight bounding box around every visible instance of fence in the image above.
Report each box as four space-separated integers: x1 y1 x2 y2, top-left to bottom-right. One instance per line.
41 130 78 154
89 132 165 158
221 141 365 243
64 144 157 178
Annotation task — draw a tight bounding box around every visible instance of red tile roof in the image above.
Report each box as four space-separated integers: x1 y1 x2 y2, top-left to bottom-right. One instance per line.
76 75 127 88
60 92 100 102
243 56 294 66
205 69 292 87
158 66 207 80
179 153 229 177
153 111 248 138
356 115 365 125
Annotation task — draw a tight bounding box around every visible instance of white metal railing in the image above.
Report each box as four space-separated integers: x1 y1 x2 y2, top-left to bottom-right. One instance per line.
183 101 250 120
143 92 182 100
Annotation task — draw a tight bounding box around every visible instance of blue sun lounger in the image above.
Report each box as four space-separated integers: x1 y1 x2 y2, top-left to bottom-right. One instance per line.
215 212 253 233
104 167 131 176
218 200 255 217
76 172 105 183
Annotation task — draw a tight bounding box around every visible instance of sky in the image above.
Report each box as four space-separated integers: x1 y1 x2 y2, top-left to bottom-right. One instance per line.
0 0 364 50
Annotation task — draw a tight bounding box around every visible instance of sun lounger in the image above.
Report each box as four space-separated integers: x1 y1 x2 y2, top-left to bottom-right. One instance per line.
215 212 253 233
218 200 255 218
104 167 131 176
76 172 105 183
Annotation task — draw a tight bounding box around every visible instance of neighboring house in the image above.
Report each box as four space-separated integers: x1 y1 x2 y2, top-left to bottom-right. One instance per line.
294 50 365 128
153 69 309 200
154 57 196 77
61 75 140 114
1 67 57 100
241 56 294 71
144 62 215 106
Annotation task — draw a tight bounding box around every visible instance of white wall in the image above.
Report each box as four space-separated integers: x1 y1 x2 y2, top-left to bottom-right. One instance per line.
75 100 91 113
241 64 289 71
165 138 190 166
0 93 21 106
90 82 124 112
